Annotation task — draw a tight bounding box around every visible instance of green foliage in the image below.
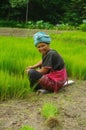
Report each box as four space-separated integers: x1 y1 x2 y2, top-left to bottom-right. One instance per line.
56 23 75 30
26 21 35 29
79 23 86 32
0 0 86 25
20 125 34 130
35 20 54 29
9 0 28 7
0 20 24 28
0 20 54 29
62 0 86 26
41 103 59 119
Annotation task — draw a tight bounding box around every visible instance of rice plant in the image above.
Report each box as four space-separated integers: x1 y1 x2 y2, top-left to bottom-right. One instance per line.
0 36 40 75
20 125 34 130
41 103 59 118
0 70 30 100
41 103 60 128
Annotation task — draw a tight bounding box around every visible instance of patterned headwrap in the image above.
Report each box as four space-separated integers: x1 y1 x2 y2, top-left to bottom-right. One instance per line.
33 32 51 46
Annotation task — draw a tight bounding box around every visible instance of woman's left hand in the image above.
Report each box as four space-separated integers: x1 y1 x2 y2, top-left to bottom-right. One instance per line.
25 66 33 74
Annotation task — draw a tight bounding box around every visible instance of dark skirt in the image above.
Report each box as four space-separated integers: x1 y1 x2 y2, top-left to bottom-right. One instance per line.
39 68 68 93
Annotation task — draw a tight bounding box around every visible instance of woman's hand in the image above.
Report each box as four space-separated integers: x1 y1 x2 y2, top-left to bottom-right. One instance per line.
25 66 33 74
25 60 42 74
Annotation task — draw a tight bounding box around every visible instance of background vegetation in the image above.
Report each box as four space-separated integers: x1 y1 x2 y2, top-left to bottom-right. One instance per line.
0 0 86 27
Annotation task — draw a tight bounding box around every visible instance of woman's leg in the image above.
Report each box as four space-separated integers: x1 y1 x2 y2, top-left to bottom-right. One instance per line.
28 69 43 90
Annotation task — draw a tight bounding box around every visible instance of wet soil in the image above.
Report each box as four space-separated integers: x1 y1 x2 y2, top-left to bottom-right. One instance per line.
0 80 86 130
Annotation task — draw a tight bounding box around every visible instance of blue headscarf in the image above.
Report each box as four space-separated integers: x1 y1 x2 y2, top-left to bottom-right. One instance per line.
33 32 51 46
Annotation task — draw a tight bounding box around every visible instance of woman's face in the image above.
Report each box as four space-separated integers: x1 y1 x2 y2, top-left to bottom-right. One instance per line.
37 42 50 55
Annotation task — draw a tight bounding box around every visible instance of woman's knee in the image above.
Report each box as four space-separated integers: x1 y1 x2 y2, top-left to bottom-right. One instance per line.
28 69 43 80
28 69 36 78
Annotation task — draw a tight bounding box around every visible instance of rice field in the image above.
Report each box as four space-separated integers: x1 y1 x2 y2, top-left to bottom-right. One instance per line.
0 30 86 100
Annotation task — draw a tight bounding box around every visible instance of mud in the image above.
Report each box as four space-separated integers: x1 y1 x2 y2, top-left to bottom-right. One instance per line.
0 80 86 130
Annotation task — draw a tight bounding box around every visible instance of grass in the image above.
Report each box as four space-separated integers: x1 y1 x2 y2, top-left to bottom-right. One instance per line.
0 30 86 100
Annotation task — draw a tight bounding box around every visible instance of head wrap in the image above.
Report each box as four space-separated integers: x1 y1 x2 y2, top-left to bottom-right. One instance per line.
33 32 51 46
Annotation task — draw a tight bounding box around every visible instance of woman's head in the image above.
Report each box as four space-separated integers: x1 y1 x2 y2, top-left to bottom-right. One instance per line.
33 32 51 47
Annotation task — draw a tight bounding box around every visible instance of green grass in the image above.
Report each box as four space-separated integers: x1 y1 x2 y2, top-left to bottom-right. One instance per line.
0 30 86 100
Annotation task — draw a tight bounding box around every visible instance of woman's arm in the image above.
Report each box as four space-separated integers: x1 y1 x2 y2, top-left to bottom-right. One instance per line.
37 67 50 74
30 60 42 69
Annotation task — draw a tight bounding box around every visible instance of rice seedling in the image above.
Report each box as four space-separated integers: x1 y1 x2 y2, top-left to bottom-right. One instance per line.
41 103 60 128
0 36 40 75
53 31 86 44
0 36 41 100
0 70 30 100
41 103 59 118
20 125 34 130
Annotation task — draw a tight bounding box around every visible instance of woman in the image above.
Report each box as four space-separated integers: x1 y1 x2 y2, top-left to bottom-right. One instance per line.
26 32 68 93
